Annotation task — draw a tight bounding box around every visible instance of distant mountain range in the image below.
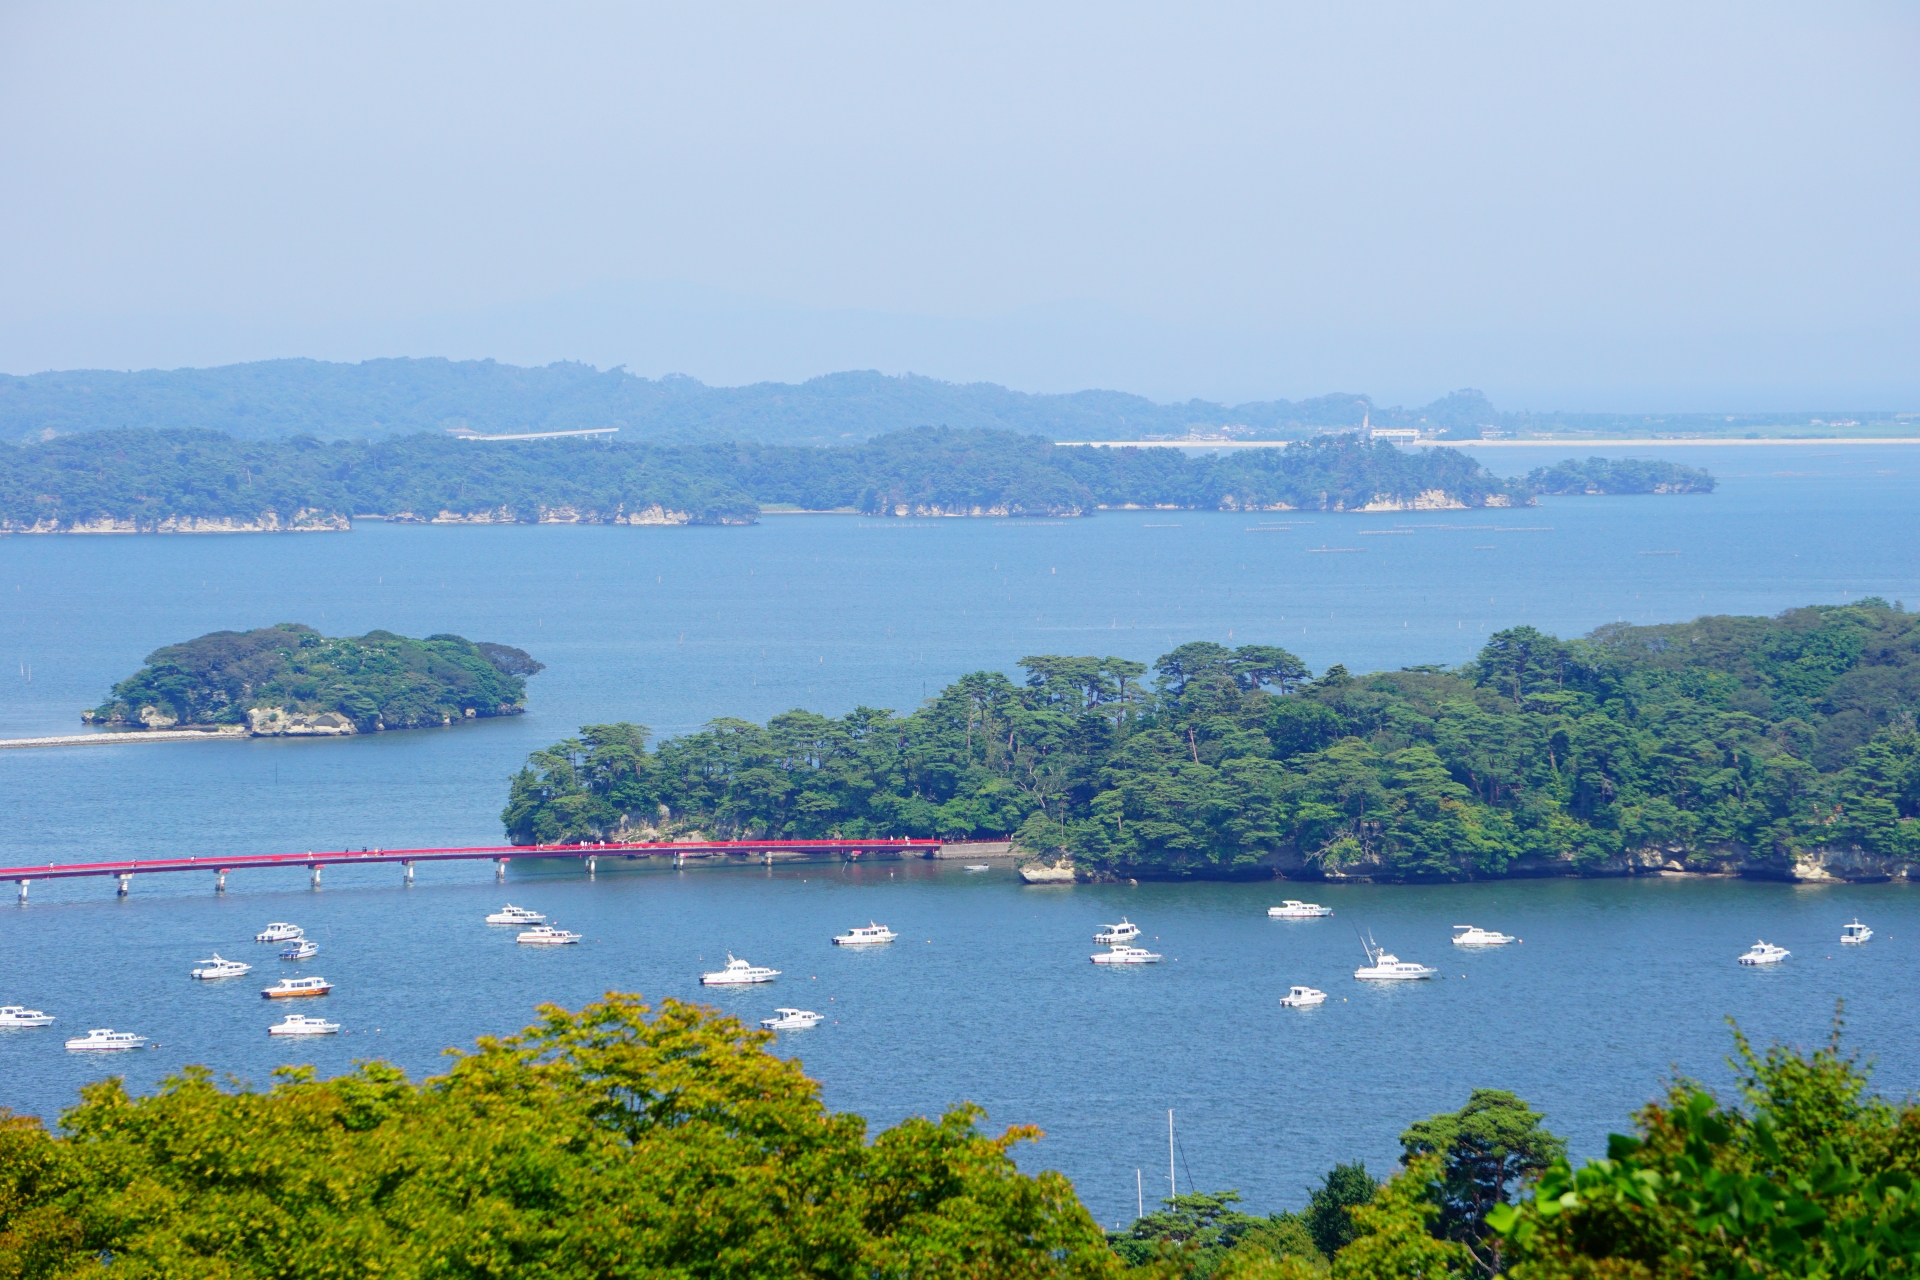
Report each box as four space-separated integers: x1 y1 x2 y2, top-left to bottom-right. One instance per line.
0 358 1904 446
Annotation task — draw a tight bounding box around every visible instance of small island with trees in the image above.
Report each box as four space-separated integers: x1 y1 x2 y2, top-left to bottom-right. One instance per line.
86 623 541 736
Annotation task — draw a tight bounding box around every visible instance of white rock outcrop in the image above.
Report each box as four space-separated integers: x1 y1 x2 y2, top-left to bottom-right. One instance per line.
246 707 359 736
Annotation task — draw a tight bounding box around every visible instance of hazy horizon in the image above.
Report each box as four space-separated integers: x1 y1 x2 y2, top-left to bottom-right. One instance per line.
2 3 1915 410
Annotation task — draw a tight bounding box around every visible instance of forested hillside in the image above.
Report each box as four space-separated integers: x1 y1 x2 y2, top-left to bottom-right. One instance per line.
1 426 1710 531
0 357 1388 445
2 357 1898 447
502 602 1920 881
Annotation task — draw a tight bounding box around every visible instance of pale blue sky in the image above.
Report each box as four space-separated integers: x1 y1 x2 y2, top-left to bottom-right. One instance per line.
1 2 1914 408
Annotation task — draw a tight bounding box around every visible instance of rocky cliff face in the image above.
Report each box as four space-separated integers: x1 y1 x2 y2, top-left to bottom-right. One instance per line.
246 707 359 736
4 509 349 533
384 504 754 527
1293 840 1914 883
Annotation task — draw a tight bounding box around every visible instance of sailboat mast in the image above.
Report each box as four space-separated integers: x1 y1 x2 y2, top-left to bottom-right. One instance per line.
1168 1109 1176 1202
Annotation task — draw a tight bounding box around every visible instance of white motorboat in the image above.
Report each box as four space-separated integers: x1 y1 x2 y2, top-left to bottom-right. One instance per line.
1354 936 1436 980
0 1005 55 1027
759 1008 824 1030
1279 985 1327 1007
832 921 897 946
255 922 304 943
963 864 991 871
486 904 546 926
1093 918 1142 943
1738 940 1790 966
66 1028 147 1051
1268 900 1333 918
1452 925 1516 947
279 940 319 960
191 954 253 979
517 925 582 945
1091 944 1163 965
1841 919 1873 945
268 1014 341 1036
261 975 333 999
702 954 781 984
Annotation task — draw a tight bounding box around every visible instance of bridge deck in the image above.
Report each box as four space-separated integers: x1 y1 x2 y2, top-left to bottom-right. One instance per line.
3 839 944 882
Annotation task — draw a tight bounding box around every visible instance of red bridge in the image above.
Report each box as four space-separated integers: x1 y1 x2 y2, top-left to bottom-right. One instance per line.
2 838 948 900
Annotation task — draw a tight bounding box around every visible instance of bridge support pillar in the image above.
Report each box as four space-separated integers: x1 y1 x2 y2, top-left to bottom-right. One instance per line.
763 850 773 867
674 851 684 868
403 861 414 885
309 865 322 889
15 880 26 904
215 870 227 892
586 856 596 877
495 858 507 882
117 874 131 896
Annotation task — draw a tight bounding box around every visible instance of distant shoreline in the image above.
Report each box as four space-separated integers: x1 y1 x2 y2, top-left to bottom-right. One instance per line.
1059 437 1920 449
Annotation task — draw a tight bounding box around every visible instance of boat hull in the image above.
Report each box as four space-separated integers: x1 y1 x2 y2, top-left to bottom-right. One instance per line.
262 986 332 998
66 1040 145 1051
1091 955 1162 965
1354 970 1435 980
701 974 776 984
269 1025 339 1036
1 1018 56 1028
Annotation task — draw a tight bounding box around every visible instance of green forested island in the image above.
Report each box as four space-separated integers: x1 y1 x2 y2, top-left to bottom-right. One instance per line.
503 601 1918 882
1 426 1710 531
88 624 540 735
2 995 1912 1277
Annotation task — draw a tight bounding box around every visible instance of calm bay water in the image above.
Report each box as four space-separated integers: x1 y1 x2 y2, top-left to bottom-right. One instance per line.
2 443 1917 1223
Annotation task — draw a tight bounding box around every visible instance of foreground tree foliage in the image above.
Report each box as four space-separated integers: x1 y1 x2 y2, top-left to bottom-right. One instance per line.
1485 1021 1920 1279
0 995 1123 1280
505 603 1920 880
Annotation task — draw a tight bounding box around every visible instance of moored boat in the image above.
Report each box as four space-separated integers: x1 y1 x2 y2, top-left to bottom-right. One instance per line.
832 922 897 946
1737 940 1790 966
1279 985 1327 1007
516 925 582 945
191 954 253 979
65 1028 147 1051
1268 900 1333 918
701 954 781 985
1093 918 1141 943
486 904 546 926
1451 925 1515 947
759 1008 824 1030
255 922 304 943
0 1005 55 1027
268 1013 341 1036
261 975 333 999
279 940 319 960
1354 935 1435 980
1841 919 1873 945
1090 944 1163 965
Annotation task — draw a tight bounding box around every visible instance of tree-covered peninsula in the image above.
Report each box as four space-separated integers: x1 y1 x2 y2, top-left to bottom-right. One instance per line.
0 426 1710 531
503 601 1919 882
89 623 540 735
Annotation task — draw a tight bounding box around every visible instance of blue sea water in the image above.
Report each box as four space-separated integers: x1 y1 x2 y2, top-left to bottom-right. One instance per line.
1 443 1917 1224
